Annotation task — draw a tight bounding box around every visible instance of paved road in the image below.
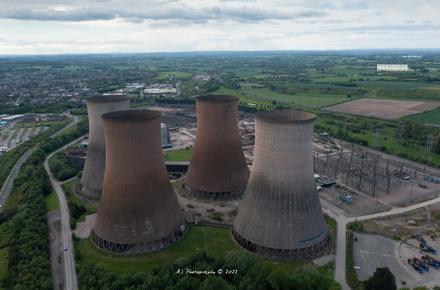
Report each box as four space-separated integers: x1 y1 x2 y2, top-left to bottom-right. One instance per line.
322 192 440 289
0 147 36 213
0 115 81 288
44 138 82 290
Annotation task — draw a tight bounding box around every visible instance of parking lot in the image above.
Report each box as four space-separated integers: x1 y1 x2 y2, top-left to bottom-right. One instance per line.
353 233 426 289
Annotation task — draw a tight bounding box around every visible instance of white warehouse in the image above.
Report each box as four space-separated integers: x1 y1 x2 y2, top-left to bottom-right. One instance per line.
377 64 408 71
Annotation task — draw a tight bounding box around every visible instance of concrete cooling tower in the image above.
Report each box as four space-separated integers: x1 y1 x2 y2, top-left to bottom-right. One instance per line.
233 110 330 260
91 110 186 254
79 95 130 198
183 95 249 200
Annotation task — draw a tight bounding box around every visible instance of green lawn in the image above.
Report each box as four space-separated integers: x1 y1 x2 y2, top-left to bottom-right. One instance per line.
317 76 396 82
404 107 440 125
357 81 436 88
76 226 240 276
164 147 193 161
3 187 22 210
239 86 351 107
45 184 60 211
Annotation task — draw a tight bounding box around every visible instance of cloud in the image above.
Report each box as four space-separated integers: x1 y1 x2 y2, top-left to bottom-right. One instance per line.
404 20 414 24
0 5 328 23
332 24 440 32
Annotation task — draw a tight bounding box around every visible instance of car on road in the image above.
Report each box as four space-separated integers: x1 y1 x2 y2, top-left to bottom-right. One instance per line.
3 196 5 199
11 174 13 177
0 205 2 208
354 266 360 270
64 248 67 251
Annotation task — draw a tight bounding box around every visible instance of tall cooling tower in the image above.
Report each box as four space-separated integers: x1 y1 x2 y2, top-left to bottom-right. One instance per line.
233 110 330 260
92 110 186 254
79 95 130 198
183 95 249 200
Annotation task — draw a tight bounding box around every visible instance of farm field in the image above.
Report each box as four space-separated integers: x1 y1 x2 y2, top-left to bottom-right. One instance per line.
220 68 262 77
356 81 436 88
239 86 352 107
316 76 397 82
325 99 440 120
404 107 440 125
209 86 273 106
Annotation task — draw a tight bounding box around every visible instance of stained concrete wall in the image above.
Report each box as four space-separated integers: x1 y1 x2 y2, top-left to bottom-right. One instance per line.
234 110 328 250
184 95 249 194
93 110 183 245
80 95 130 197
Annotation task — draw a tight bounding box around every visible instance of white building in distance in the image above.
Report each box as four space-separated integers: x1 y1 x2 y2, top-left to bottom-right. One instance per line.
377 64 408 71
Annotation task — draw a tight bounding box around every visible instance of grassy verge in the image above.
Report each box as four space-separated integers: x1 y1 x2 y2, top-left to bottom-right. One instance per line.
44 183 60 211
3 187 22 210
76 226 240 276
8 128 18 143
164 147 193 161
346 231 364 290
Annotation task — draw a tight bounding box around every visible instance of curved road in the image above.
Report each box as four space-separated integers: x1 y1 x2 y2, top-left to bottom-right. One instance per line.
44 137 83 290
0 115 81 289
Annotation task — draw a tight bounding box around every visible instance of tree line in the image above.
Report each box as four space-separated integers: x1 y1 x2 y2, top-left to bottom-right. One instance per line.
76 250 342 290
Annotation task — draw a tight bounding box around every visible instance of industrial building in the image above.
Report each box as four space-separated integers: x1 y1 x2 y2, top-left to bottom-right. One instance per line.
92 110 186 254
377 64 408 71
183 95 249 200
233 110 330 260
79 95 130 198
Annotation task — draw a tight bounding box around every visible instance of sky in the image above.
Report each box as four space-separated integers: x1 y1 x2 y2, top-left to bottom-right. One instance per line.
0 0 439 54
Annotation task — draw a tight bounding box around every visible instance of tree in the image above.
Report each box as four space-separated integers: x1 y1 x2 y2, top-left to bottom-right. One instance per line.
364 267 396 290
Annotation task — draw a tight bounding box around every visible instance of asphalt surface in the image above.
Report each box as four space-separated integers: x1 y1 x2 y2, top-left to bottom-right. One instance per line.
353 234 419 286
0 147 36 213
47 210 63 290
323 192 440 290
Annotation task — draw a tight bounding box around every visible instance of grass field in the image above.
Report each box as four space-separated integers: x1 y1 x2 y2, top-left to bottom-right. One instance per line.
357 81 436 88
404 107 440 125
76 226 240 276
331 68 377 75
154 71 193 79
3 187 22 210
45 184 60 211
220 68 262 78
239 86 351 107
164 147 193 161
283 83 359 90
76 225 334 277
317 76 396 82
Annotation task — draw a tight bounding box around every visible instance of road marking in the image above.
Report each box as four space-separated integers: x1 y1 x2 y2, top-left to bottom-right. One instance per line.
382 254 390 257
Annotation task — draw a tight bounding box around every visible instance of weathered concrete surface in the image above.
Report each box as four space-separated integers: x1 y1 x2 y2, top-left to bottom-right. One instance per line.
80 95 130 197
185 95 249 195
234 110 329 258
47 210 63 290
313 255 335 266
73 214 96 239
93 110 185 248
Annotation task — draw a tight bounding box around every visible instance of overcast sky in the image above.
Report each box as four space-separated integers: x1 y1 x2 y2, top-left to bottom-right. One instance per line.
0 0 438 54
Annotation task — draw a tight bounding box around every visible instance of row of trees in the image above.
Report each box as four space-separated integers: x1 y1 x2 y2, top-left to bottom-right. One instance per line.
77 250 342 290
3 150 54 290
48 153 77 181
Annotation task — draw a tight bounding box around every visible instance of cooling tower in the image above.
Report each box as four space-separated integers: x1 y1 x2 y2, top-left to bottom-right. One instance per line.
91 110 186 254
233 110 330 260
183 95 249 200
79 95 130 198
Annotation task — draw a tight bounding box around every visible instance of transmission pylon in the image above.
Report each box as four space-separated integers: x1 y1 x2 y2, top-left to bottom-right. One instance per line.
422 134 433 162
371 128 382 147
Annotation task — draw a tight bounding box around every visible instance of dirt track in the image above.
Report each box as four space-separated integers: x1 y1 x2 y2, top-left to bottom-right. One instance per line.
326 99 440 120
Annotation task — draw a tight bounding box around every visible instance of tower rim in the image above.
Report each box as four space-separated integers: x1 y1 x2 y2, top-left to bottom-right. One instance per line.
196 95 239 102
102 109 162 122
254 110 316 124
86 95 130 104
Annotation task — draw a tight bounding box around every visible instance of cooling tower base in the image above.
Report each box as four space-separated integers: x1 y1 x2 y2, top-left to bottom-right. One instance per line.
232 228 331 261
91 223 188 255
79 183 102 198
182 183 245 200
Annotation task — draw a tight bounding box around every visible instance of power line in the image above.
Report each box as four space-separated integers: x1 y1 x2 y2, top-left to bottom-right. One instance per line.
422 134 433 162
